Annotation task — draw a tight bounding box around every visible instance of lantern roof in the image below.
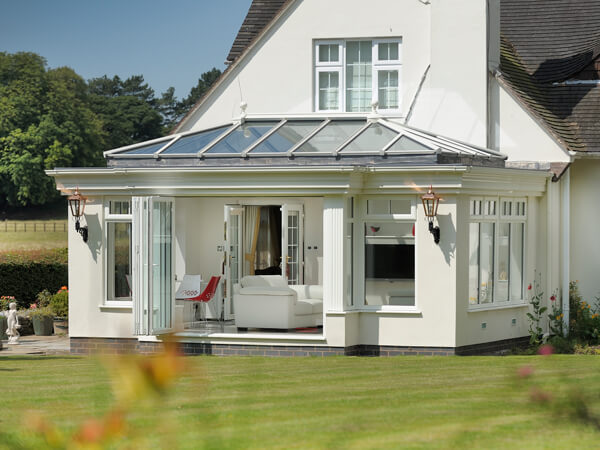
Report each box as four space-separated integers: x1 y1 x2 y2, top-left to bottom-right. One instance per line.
104 115 506 169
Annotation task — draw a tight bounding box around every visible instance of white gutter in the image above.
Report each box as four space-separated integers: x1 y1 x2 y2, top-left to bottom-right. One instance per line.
561 169 570 335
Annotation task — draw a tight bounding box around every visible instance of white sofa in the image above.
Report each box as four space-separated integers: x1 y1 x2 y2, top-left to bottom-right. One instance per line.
233 275 323 330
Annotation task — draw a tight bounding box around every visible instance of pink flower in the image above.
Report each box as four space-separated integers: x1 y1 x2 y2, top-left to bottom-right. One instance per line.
528 284 532 291
517 365 534 379
550 295 556 302
537 344 554 356
29 304 37 309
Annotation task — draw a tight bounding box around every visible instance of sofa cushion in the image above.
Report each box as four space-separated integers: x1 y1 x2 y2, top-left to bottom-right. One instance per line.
238 286 295 296
290 285 323 300
240 275 288 289
301 298 323 314
294 300 314 316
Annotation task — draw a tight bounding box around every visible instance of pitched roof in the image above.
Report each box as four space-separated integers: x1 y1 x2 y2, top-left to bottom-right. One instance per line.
500 0 600 153
226 0 289 64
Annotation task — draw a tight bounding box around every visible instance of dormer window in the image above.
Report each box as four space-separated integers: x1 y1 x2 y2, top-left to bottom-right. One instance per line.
315 39 402 114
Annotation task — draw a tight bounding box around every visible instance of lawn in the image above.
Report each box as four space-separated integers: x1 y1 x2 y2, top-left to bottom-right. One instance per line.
1 354 600 449
0 220 67 251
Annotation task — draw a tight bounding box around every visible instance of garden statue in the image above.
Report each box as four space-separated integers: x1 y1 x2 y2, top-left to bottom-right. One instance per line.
6 302 20 344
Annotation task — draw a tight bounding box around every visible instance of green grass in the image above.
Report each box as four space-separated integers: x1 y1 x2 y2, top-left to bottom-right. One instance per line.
0 220 67 251
1 355 600 449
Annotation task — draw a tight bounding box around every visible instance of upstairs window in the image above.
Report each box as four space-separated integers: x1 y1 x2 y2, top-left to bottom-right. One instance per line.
315 39 402 113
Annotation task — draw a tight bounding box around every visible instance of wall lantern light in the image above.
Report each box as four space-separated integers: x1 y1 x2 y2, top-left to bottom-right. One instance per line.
421 185 441 244
68 187 88 242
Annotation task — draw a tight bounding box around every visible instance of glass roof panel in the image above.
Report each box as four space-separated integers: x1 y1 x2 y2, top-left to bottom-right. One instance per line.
122 140 172 155
161 126 231 154
294 120 365 153
251 121 323 153
205 122 279 154
339 123 397 153
387 135 433 152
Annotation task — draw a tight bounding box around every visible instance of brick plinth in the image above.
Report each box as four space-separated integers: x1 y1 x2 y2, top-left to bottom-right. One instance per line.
70 336 530 357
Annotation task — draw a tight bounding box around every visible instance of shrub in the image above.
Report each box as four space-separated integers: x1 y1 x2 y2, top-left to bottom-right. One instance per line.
50 287 68 318
0 249 67 308
569 281 600 344
29 306 54 319
36 289 53 308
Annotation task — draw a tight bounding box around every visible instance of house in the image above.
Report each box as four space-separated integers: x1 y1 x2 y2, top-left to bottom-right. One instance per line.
48 0 600 356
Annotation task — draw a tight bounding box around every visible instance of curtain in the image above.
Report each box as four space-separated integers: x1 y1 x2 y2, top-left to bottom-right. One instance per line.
244 206 261 275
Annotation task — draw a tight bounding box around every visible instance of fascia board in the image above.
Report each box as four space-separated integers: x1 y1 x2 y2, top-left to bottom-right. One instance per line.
461 166 550 196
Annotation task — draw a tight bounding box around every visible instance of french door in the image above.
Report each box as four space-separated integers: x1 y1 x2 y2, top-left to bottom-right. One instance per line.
133 197 175 335
281 204 304 285
224 205 243 320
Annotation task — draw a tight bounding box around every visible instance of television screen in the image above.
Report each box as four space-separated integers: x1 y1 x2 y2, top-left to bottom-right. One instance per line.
365 244 415 279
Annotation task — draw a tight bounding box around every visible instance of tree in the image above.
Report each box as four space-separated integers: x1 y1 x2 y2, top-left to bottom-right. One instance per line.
88 74 163 150
0 53 105 208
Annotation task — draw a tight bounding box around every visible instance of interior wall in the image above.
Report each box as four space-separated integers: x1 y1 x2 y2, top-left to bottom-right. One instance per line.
174 196 324 286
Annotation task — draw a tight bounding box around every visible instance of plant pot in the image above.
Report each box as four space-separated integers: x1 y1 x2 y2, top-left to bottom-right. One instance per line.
32 316 53 336
53 318 68 335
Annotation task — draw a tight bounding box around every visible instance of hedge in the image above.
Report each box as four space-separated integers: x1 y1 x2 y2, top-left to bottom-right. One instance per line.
0 249 68 309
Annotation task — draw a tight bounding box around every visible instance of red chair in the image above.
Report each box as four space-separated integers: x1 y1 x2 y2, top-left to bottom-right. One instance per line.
187 276 221 322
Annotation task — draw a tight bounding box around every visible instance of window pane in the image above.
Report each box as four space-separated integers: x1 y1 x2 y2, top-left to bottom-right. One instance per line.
252 121 322 153
122 140 171 155
390 199 411 215
510 223 524 300
107 222 132 300
387 136 432 152
340 123 397 153
319 44 339 63
497 223 510 302
367 199 389 215
161 126 230 154
346 41 372 112
109 200 130 215
364 222 415 306
295 120 364 153
205 122 278 154
378 42 399 61
378 70 399 109
318 71 340 110
479 223 495 304
469 223 480 305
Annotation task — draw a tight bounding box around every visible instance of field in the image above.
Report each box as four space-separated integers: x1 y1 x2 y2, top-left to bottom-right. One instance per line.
0 220 67 252
1 354 600 449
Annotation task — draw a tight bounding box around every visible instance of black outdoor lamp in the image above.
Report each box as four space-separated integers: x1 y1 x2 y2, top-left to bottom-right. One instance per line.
68 187 88 242
421 185 441 244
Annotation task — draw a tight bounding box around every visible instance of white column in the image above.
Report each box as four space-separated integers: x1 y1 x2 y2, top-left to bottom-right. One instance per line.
323 196 345 313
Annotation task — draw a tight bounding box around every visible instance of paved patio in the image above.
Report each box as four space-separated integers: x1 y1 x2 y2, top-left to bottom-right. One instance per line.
0 335 70 355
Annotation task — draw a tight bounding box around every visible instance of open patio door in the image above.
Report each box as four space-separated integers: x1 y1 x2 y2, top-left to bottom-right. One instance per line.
224 205 243 320
281 204 304 285
133 197 175 335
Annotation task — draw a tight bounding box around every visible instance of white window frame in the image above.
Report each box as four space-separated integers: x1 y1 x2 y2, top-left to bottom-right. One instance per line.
354 196 418 312
314 39 403 114
104 198 133 305
468 196 527 311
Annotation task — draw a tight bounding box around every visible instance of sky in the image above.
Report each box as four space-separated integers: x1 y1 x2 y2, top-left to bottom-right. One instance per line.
0 0 253 99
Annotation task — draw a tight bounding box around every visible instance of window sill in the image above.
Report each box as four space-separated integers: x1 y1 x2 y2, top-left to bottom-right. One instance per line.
356 307 422 315
468 302 528 313
99 303 133 312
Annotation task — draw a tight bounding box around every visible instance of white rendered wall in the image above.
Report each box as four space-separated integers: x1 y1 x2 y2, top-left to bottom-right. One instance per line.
410 0 491 147
495 82 570 162
570 161 600 304
179 0 431 132
68 197 134 338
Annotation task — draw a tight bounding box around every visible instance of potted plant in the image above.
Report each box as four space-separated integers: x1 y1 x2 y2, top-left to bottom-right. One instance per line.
50 286 69 335
30 306 54 336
